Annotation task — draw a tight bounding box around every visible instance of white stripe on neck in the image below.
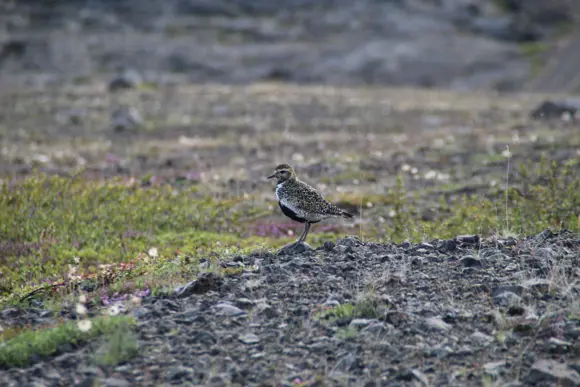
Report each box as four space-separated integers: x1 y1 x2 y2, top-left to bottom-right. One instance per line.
275 181 286 200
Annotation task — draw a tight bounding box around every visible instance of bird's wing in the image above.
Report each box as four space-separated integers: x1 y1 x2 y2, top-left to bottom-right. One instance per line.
290 181 343 216
279 196 304 216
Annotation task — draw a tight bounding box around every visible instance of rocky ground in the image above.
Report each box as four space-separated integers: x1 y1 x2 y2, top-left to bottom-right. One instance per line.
1 231 579 386
0 0 579 91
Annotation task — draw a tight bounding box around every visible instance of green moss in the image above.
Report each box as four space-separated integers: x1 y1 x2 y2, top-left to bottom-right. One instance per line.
316 294 381 321
0 316 135 368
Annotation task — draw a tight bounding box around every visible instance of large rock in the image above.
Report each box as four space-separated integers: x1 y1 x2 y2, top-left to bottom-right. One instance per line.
527 359 580 387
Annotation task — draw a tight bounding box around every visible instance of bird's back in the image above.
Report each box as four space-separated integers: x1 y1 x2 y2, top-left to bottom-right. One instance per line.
277 179 347 218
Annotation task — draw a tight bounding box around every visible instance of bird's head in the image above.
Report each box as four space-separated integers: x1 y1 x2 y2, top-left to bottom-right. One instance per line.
267 164 296 183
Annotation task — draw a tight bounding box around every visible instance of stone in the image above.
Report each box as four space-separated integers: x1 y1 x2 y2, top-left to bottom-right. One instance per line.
423 317 452 332
438 239 457 252
349 319 373 328
548 337 572 350
101 378 131 387
323 241 336 251
207 374 229 387
214 303 246 316
483 361 506 377
492 291 522 307
492 285 524 306
108 69 143 92
336 236 363 248
166 366 194 383
492 285 524 297
361 322 391 335
471 331 493 344
176 272 222 297
331 353 359 373
531 100 580 120
174 309 206 324
384 311 408 327
396 369 429 385
460 255 483 268
111 106 143 132
456 235 480 244
187 330 217 346
277 242 313 256
527 359 580 387
1 308 22 318
132 307 151 319
238 333 260 345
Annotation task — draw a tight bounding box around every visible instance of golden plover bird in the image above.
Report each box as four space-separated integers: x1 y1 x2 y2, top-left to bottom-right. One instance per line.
267 164 354 244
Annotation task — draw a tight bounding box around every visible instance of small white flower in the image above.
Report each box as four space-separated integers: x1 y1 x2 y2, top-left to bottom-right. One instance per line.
73 256 81 265
76 303 87 316
287 229 294 236
291 153 304 162
388 210 397 218
424 170 437 180
561 111 572 122
366 201 373 208
107 304 124 316
502 146 512 158
77 319 92 332
410 167 418 175
32 154 50 164
78 294 87 304
148 247 159 258
433 138 445 148
130 296 142 306
401 164 411 172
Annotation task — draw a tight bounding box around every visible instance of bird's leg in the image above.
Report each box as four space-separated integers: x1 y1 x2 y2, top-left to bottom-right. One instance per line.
296 222 311 244
294 224 307 244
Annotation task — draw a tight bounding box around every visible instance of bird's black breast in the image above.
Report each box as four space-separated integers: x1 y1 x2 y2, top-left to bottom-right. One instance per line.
279 201 307 223
278 202 321 224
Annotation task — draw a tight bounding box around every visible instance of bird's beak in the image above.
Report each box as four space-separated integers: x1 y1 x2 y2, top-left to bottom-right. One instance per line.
267 173 276 179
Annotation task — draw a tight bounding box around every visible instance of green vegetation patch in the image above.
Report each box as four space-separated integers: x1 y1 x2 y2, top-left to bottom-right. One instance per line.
0 315 135 368
0 173 279 304
93 320 139 366
316 294 383 321
382 157 580 242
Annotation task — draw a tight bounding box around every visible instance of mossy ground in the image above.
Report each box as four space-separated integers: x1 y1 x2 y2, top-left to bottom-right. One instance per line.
1 83 579 367
0 315 135 368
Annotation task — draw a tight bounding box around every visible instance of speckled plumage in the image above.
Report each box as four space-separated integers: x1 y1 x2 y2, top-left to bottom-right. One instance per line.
268 164 354 244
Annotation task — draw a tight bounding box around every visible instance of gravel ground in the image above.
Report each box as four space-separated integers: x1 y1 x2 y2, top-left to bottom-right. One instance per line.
2 230 579 386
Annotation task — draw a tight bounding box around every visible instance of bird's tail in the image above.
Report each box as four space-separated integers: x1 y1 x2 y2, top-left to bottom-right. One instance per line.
341 210 354 219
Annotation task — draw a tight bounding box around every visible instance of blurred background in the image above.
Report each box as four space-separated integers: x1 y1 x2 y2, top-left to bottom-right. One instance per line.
1 0 579 92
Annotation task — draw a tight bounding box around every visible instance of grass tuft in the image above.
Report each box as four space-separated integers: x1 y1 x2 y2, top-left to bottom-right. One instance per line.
0 315 135 368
